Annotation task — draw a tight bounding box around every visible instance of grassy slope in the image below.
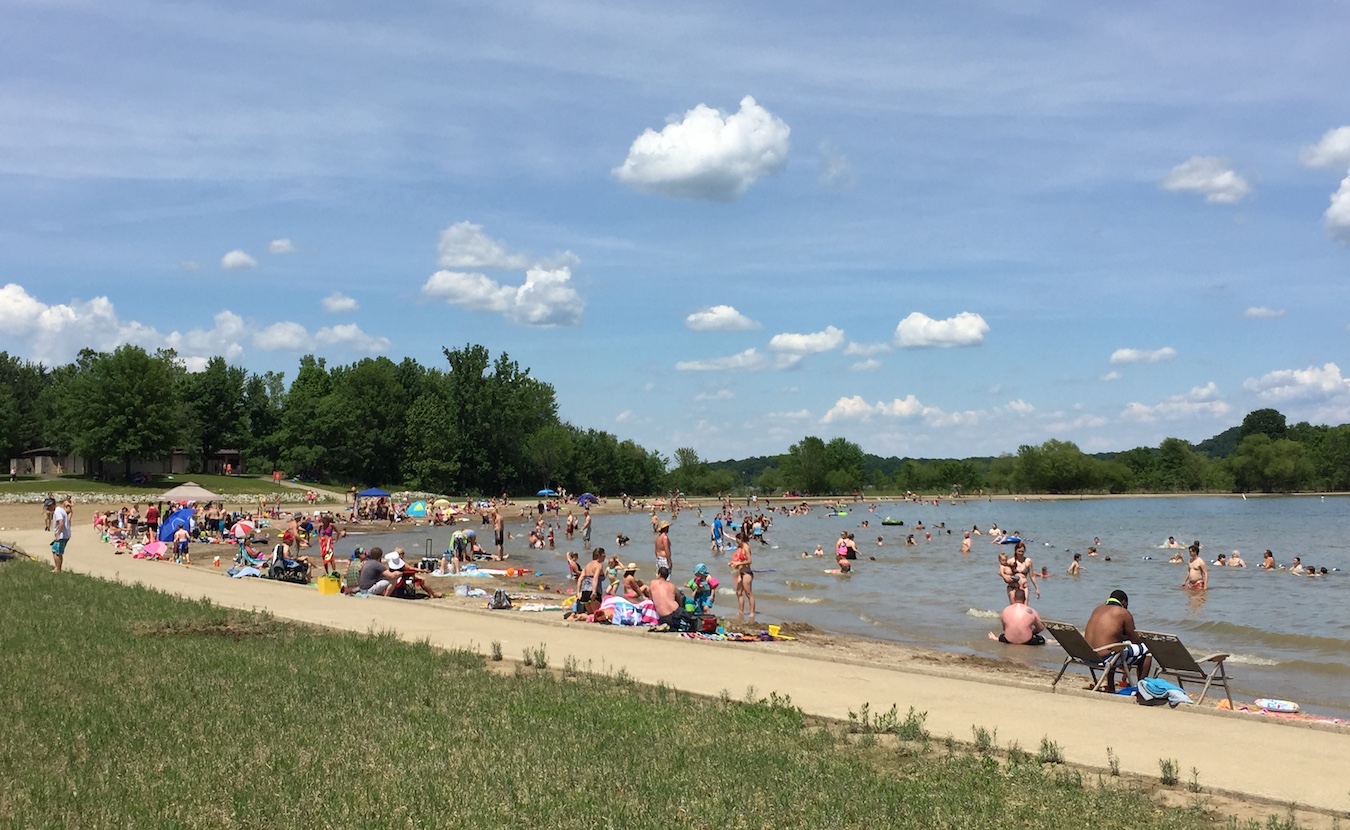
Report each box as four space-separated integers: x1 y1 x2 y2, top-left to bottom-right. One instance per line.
0 561 1244 830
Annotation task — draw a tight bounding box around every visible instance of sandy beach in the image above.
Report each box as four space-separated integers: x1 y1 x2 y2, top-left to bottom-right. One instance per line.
5 497 1349 823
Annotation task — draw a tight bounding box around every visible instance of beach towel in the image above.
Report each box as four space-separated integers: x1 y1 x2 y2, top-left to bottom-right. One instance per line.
1135 677 1193 708
599 595 658 626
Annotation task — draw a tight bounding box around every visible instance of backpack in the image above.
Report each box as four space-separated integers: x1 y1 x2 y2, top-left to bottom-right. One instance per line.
488 589 512 610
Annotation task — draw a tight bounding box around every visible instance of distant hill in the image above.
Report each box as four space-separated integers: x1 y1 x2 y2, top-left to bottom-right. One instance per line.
1195 424 1242 458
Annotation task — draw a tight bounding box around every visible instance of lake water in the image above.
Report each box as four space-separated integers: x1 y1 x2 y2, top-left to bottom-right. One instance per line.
374 496 1349 719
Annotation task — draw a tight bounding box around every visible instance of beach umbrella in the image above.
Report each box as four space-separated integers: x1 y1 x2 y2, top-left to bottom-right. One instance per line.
433 498 452 507
537 489 557 497
157 507 196 543
231 519 256 538
407 500 428 518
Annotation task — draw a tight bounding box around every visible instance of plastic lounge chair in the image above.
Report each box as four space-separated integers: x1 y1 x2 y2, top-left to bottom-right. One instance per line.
1043 620 1129 692
1137 630 1232 706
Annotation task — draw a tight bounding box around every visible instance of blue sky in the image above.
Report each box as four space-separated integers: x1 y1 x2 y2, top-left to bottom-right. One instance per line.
3 1 1349 461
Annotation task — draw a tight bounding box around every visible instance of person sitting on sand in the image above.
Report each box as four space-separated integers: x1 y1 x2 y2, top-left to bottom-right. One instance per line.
357 546 398 597
621 563 647 600
649 567 695 632
1084 590 1151 691
989 587 1044 645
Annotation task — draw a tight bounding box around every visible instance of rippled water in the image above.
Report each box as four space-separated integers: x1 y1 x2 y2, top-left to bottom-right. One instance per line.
375 496 1350 719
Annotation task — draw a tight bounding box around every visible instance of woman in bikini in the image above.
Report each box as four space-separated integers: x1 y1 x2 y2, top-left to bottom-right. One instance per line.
1010 541 1039 601
730 530 755 621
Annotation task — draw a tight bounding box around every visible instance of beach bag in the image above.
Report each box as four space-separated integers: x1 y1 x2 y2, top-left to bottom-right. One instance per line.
488 589 513 610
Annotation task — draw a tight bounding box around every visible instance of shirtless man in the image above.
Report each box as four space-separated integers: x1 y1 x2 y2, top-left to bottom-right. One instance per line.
1067 552 1084 576
959 531 971 554
654 520 672 571
989 588 1044 645
1182 543 1208 590
580 508 592 549
649 566 693 631
574 548 607 610
493 509 505 560
1084 589 1151 691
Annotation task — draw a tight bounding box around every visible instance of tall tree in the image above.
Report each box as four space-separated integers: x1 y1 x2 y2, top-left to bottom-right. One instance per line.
181 356 248 471
1238 408 1288 441
56 346 181 477
279 355 334 478
782 436 830 494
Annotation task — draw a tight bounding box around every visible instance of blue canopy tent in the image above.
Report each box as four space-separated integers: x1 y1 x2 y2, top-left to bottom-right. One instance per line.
157 507 196 542
356 487 391 499
577 493 598 506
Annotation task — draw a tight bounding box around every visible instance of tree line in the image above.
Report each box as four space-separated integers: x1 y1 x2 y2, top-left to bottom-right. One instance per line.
3 345 1346 496
678 409 1350 496
0 345 666 496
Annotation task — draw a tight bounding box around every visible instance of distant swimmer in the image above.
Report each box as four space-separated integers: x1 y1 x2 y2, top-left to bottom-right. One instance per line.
1164 536 1182 549
1228 550 1246 568
1289 556 1304 575
1260 549 1276 569
1067 552 1084 576
1182 543 1208 590
960 531 972 554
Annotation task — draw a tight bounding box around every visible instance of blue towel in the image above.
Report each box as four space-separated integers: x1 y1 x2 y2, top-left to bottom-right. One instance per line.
1137 677 1193 707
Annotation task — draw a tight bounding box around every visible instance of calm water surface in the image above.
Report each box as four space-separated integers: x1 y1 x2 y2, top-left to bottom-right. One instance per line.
377 496 1349 719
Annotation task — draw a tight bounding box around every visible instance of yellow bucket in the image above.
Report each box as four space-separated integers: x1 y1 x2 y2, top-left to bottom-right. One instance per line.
317 575 341 596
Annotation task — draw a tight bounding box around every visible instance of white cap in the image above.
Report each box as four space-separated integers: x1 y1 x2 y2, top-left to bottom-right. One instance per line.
385 552 406 570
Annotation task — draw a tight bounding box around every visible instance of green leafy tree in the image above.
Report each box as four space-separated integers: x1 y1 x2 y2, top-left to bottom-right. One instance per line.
279 355 335 478
824 437 865 493
55 346 181 477
669 446 707 494
242 371 287 472
1237 408 1287 442
782 436 830 494
325 357 409 485
181 356 248 472
1227 433 1313 493
0 352 50 458
1156 437 1204 491
524 424 575 488
402 375 460 493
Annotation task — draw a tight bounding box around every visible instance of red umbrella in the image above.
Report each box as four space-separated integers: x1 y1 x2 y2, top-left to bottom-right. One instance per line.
232 520 256 538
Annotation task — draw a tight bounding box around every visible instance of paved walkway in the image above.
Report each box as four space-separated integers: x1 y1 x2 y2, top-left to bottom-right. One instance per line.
9 528 1349 816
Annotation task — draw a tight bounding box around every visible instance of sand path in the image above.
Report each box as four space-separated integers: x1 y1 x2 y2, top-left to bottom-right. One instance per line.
7 526 1348 816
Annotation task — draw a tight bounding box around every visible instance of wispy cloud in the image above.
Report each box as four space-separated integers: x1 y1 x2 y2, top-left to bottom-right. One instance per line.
1110 346 1176 365
685 305 759 331
1161 156 1250 204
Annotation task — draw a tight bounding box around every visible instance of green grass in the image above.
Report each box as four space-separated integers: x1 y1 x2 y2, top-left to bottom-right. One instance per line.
0 559 1276 829
0 473 304 498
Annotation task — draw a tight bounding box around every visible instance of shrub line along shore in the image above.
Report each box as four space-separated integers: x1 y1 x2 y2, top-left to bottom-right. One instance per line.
4 496 1349 820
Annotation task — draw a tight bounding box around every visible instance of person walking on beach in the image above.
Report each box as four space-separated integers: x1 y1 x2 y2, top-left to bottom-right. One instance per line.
654 520 672 571
43 492 57 532
50 496 72 573
1182 542 1208 590
1084 590 1150 691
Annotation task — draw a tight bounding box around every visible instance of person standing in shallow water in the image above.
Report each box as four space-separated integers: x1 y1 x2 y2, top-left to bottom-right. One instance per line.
654 520 672 572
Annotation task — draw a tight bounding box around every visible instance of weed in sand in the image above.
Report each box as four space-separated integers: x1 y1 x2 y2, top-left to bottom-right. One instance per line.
490 640 503 661
1160 757 1180 786
1038 737 1064 765
972 725 998 755
1107 746 1120 777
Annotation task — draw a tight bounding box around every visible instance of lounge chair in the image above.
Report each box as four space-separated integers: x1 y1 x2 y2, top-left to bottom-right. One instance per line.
1137 630 1232 706
1043 620 1129 692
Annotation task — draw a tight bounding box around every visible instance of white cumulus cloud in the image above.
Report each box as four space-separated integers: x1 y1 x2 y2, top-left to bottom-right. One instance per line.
1120 382 1229 422
769 325 844 355
1325 172 1350 245
268 238 296 254
1161 156 1251 204
685 305 759 331
1300 127 1350 169
437 221 534 270
612 95 790 201
1110 346 1177 365
1244 306 1285 319
1243 362 1350 402
895 312 988 348
422 266 583 327
221 250 258 270
252 321 389 353
850 358 882 372
0 283 245 367
1101 371 1122 382
321 292 359 313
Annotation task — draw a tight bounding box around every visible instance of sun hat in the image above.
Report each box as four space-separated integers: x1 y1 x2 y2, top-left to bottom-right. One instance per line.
657 520 671 531
624 562 638 572
694 563 710 576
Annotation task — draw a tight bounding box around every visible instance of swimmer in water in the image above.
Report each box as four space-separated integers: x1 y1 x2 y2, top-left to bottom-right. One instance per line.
1086 546 1099 558
1067 552 1083 576
813 544 824 557
1260 549 1276 569
1228 550 1246 568
960 531 972 554
1168 552 1184 564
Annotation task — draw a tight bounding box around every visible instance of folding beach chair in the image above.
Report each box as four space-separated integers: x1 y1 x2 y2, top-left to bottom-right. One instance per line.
1137 630 1232 706
1043 620 1129 692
